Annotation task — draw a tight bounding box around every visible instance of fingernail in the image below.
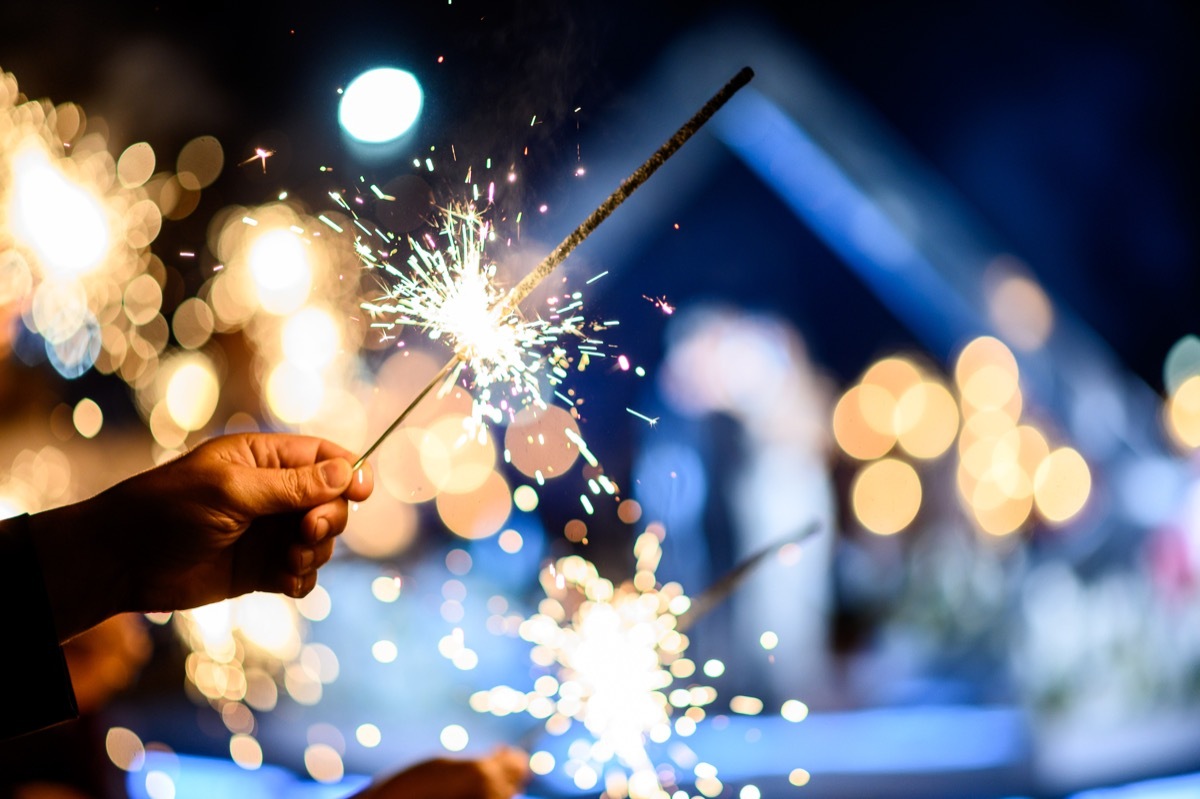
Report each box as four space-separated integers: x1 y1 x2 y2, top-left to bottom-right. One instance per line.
321 459 351 487
313 518 330 541
299 549 315 570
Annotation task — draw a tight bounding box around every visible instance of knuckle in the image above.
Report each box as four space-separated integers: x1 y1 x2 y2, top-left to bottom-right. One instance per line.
280 468 309 504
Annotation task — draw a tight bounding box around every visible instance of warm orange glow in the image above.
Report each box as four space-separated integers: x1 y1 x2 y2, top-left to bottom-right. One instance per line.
247 228 312 315
617 499 643 525
176 135 225 190
862 357 923 400
340 494 418 558
833 385 895 460
954 336 1018 390
378 427 439 503
851 458 922 535
987 272 1054 351
970 490 1033 536
504 405 582 479
421 415 495 494
436 470 511 538
895 381 959 459
960 363 1020 414
164 355 220 431
1166 375 1200 449
1034 447 1091 524
73 397 103 438
304 744 344 783
116 142 156 189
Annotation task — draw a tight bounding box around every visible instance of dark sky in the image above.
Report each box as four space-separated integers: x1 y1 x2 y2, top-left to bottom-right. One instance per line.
2 0 1197 389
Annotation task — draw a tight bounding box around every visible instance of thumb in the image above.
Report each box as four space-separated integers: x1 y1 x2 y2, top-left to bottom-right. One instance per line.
235 458 353 516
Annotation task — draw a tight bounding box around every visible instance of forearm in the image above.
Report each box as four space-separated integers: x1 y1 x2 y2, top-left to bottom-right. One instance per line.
0 512 80 737
25 498 133 642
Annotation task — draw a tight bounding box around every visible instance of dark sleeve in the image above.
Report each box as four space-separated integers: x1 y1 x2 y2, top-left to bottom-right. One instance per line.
0 513 79 740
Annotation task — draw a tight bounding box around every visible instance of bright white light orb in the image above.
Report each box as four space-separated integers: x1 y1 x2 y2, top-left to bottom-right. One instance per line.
9 145 110 279
339 68 423 143
248 229 311 315
282 306 340 371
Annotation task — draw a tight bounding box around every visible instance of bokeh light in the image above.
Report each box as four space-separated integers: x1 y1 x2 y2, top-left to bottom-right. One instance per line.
265 361 325 424
984 258 1055 351
504 404 582 480
439 724 469 752
117 142 156 188
229 734 263 770
851 457 922 535
355 724 382 748
1166 375 1200 450
247 228 312 315
421 415 496 495
281 305 341 371
436 470 511 539
895 380 959 459
339 68 423 143
163 354 220 431
106 727 146 772
832 385 896 460
7 143 110 279
303 743 344 783
176 135 224 190
73 397 103 438
1034 447 1091 524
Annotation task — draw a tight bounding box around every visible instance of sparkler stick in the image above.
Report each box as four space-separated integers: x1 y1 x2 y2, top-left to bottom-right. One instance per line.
353 66 755 471
354 359 456 469
500 65 754 313
675 521 820 633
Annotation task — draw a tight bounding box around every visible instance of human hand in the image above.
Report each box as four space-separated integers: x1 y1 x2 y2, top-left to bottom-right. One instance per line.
356 747 530 799
30 433 373 640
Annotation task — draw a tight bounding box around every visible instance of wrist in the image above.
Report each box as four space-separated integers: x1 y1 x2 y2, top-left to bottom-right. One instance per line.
27 496 134 642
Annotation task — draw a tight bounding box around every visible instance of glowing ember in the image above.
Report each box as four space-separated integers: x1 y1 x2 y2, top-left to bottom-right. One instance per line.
239 147 276 173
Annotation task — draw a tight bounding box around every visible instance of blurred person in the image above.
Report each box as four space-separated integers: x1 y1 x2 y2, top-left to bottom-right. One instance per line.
654 305 837 704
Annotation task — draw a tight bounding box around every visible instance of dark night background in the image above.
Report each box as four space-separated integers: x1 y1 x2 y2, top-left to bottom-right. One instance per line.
1 0 1196 390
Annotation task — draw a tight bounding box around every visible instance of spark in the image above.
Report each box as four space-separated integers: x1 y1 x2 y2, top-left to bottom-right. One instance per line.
359 205 590 424
626 408 659 427
643 294 676 315
475 532 712 796
474 523 818 791
238 147 275 173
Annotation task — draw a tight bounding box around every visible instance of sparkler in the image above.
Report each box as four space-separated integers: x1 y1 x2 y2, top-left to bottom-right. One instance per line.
675 522 820 633
474 529 703 796
360 206 593 429
474 521 819 797
353 66 754 470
